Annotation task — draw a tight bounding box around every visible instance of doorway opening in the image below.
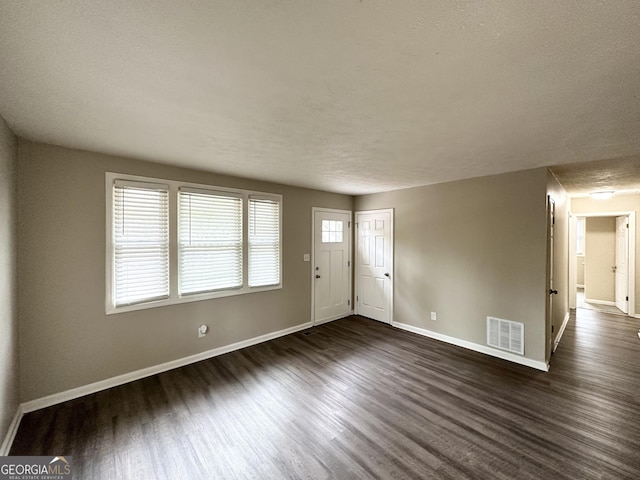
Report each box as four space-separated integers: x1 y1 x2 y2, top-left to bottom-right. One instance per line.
569 211 635 317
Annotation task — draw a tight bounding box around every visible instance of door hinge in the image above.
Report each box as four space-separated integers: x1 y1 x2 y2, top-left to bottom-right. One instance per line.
356 295 359 302
552 325 554 333
347 260 351 267
348 221 351 228
626 296 629 301
552 216 555 225
347 299 350 306
627 223 629 228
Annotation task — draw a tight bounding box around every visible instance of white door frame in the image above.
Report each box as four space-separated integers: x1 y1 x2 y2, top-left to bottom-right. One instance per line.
355 208 394 325
615 216 630 313
311 207 353 325
569 213 578 309
568 210 636 318
547 195 556 359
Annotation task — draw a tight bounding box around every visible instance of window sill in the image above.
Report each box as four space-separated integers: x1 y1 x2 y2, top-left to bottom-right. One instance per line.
106 284 282 315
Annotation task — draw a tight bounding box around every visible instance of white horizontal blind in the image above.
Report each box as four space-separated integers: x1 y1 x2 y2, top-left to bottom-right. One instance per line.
179 189 243 295
113 182 169 307
248 197 281 287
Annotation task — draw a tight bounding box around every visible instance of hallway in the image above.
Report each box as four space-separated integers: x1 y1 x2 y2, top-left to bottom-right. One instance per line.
576 288 626 316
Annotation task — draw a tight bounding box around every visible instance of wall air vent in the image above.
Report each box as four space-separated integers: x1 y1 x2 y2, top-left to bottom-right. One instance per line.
487 317 524 355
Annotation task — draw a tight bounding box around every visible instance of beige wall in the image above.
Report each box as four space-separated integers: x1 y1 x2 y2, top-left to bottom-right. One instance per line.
18 140 353 402
0 116 19 444
355 168 549 363
576 255 585 286
584 217 616 302
546 172 569 357
571 194 639 312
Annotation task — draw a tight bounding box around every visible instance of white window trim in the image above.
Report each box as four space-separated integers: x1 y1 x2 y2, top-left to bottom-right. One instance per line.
106 172 282 314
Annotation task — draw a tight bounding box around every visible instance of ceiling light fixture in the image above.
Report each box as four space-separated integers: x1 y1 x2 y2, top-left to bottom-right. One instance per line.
590 191 614 200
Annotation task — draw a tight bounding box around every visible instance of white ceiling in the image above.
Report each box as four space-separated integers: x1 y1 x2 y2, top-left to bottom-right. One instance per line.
1 1 640 195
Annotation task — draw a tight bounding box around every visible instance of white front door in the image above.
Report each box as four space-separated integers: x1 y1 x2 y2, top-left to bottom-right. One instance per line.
356 209 393 324
615 216 629 314
313 209 352 325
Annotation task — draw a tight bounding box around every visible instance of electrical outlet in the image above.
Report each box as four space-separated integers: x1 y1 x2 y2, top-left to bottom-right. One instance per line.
430 312 437 321
198 324 208 338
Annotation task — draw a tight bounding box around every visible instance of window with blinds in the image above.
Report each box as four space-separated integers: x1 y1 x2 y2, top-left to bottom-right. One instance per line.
112 181 169 307
107 173 283 314
248 197 281 287
179 189 243 295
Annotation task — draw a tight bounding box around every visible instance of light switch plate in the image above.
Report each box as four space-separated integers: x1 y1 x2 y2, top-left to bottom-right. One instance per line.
303 254 310 262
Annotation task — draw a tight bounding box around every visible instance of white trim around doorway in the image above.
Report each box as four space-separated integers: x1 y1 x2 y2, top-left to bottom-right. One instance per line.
568 211 636 318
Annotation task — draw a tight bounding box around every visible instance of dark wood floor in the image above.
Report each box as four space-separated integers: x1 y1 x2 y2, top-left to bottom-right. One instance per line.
11 310 640 479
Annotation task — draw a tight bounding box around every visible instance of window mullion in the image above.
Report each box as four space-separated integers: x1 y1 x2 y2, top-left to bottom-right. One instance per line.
168 185 179 301
242 194 249 289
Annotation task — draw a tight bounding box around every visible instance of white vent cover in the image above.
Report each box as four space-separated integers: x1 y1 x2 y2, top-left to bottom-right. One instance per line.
487 317 524 355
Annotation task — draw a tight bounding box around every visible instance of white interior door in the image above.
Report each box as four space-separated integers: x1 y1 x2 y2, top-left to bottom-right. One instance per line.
313 209 352 325
356 209 393 324
615 216 629 314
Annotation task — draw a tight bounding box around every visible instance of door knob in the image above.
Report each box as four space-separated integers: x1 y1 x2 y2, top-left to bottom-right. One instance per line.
384 273 390 277
549 289 558 295
316 275 321 279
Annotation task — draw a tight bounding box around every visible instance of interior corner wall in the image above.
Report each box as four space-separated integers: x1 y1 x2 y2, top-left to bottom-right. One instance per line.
0 116 19 445
546 171 569 355
17 140 353 403
355 168 549 363
571 194 640 314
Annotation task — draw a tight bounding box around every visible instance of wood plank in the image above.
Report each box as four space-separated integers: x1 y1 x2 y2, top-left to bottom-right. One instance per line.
10 310 640 479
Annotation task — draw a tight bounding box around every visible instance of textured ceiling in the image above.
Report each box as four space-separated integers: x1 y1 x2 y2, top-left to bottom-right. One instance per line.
1 1 640 195
550 155 640 197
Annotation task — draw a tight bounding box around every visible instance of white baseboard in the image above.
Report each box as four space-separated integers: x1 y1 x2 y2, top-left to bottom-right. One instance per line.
21 321 313 414
392 321 549 372
553 312 570 352
584 298 616 306
314 310 353 326
0 406 23 456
